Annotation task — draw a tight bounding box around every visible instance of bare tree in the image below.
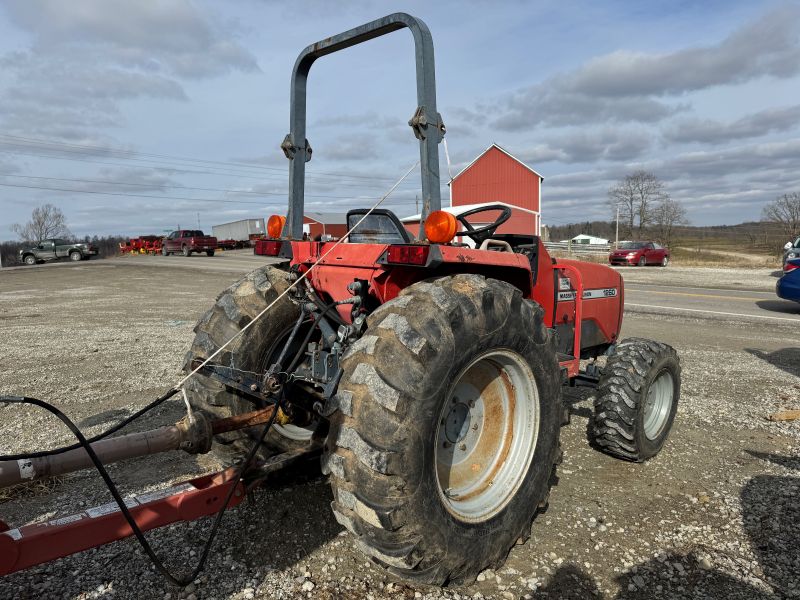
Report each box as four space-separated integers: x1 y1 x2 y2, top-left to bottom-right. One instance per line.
761 192 800 240
608 171 668 238
11 204 71 243
652 197 688 246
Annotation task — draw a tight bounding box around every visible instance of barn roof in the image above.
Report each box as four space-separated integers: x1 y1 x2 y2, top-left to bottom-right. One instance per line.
305 212 347 224
451 143 544 182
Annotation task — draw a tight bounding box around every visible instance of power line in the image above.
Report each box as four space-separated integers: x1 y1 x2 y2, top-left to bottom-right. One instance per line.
0 147 417 192
0 142 418 190
1 173 403 200
0 134 418 184
0 181 419 207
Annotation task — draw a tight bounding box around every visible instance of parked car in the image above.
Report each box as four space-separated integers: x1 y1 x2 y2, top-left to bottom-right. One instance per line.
161 230 217 256
782 236 800 266
18 238 98 265
608 241 670 267
777 257 800 303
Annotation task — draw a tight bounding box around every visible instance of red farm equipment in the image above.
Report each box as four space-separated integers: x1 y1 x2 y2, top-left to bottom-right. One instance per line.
0 13 680 587
119 236 163 255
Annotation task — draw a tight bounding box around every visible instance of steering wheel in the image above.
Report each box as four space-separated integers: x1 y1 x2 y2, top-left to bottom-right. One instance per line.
455 204 512 245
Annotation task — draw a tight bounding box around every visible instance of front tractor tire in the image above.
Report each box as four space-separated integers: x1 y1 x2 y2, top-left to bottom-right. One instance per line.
325 275 562 585
591 338 681 462
183 265 317 464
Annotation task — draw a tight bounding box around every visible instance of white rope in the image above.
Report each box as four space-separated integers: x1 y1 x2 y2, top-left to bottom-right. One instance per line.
443 137 453 182
176 160 421 391
181 388 195 423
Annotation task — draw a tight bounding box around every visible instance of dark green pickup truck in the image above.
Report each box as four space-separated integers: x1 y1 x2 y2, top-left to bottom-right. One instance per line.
18 239 99 265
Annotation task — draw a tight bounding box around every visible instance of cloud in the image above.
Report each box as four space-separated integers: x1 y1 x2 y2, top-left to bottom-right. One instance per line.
490 6 800 130
0 0 258 144
2 0 258 78
663 105 800 144
518 128 653 164
564 6 800 98
494 92 682 131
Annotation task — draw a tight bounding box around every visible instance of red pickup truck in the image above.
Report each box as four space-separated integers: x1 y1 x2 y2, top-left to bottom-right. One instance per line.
162 230 217 257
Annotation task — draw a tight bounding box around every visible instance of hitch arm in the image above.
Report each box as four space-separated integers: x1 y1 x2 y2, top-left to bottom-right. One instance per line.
0 469 244 577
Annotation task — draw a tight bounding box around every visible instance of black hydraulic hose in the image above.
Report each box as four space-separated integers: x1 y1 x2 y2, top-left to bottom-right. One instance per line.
304 281 348 327
0 388 179 461
0 393 281 587
285 300 342 374
272 306 308 372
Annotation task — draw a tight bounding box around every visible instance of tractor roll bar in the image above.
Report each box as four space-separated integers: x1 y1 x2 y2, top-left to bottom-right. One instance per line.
282 12 445 239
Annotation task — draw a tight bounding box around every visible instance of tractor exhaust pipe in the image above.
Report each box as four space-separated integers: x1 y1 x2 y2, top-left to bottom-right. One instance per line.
0 406 277 489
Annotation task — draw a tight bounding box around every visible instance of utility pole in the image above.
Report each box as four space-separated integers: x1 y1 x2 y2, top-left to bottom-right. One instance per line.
415 195 419 215
196 213 200 230
615 205 620 250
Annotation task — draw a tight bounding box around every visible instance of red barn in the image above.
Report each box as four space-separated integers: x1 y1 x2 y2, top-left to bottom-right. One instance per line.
451 144 542 236
402 144 543 241
303 212 348 239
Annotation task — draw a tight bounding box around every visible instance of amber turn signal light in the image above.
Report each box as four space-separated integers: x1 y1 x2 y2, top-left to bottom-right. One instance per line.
424 210 457 244
267 215 287 238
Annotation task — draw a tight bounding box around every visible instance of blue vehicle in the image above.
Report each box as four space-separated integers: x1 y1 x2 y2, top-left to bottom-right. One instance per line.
777 258 800 303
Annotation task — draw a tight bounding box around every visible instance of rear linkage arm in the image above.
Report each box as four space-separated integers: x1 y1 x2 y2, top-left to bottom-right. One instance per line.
191 275 368 414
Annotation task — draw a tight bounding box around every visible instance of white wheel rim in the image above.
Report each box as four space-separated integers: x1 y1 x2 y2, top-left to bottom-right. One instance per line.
434 350 540 523
643 370 674 440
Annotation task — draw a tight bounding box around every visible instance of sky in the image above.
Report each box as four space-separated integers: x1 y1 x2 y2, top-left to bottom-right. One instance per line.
0 0 799 240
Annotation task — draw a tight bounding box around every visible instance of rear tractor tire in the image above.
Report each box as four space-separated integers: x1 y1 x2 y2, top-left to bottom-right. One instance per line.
325 275 562 585
183 264 319 465
591 338 680 462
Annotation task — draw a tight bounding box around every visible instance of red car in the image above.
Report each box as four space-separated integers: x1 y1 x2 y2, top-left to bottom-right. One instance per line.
609 241 670 267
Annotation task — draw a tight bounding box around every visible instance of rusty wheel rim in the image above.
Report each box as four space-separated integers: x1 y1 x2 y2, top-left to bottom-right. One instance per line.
434 349 540 523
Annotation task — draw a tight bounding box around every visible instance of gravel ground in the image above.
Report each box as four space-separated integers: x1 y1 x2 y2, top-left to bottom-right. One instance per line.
612 265 780 292
1 260 798 599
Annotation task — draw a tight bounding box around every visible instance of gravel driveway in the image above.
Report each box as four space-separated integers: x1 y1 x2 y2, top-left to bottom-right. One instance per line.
1 261 798 599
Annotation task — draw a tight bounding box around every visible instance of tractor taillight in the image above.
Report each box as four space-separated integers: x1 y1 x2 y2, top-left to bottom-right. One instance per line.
259 240 282 256
386 245 430 265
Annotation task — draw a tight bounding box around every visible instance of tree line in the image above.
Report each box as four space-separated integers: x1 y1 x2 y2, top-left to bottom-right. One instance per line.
597 170 798 252
1 204 127 266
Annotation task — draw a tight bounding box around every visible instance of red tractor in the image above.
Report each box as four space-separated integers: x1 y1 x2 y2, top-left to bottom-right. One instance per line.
0 13 680 588
182 13 681 585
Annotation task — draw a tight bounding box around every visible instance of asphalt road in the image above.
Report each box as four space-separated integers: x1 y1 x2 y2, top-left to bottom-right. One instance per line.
6 251 797 325
105 252 799 325
623 282 800 324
